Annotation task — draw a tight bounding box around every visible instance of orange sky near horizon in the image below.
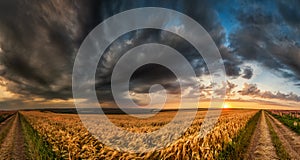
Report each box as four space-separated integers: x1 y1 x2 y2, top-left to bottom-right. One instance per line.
8 98 296 110
0 98 298 110
0 78 298 111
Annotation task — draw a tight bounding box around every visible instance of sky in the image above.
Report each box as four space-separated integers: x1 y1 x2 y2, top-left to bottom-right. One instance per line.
0 0 299 110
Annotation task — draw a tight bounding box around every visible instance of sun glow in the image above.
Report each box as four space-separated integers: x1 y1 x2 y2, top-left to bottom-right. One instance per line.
223 103 230 108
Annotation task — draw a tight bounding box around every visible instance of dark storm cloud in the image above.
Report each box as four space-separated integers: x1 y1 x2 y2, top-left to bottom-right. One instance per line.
242 66 253 79
223 61 241 78
129 64 180 94
239 83 300 102
3 0 299 108
219 46 242 78
277 0 300 29
0 0 238 103
230 0 300 86
0 0 103 100
93 0 249 104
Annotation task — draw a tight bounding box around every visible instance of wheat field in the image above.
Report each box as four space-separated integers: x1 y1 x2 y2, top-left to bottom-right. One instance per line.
20 109 257 159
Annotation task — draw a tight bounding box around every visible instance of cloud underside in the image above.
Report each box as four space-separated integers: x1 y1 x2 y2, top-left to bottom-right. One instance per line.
0 0 299 108
239 83 300 102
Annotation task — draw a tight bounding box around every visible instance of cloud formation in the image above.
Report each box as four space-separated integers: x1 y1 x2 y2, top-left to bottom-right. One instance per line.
0 0 235 102
230 0 300 85
0 0 101 100
239 83 300 102
242 66 253 79
0 0 299 108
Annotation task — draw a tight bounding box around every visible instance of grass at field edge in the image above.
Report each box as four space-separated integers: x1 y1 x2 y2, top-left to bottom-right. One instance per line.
19 112 58 160
217 110 261 160
268 112 300 135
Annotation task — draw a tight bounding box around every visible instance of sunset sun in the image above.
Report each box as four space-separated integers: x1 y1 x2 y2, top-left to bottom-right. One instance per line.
223 103 231 109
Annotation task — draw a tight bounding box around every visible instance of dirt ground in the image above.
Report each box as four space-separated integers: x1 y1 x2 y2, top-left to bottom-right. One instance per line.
245 111 279 160
266 112 300 159
0 113 26 160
